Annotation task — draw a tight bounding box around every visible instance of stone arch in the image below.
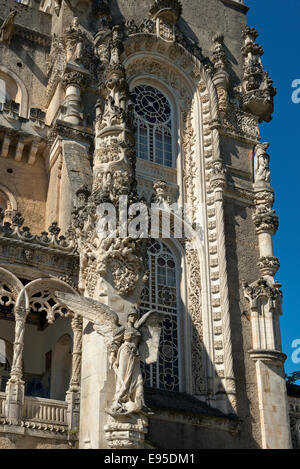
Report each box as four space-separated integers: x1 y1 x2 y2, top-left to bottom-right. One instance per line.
0 267 24 311
0 337 13 392
0 65 30 118
0 183 18 221
16 277 78 319
122 35 235 405
50 333 73 401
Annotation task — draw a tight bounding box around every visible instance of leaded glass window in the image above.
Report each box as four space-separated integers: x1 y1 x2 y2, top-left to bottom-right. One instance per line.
131 85 173 167
140 240 180 391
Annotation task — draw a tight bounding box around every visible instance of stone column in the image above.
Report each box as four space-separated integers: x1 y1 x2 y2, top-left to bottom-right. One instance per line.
243 144 292 449
212 34 229 115
66 314 82 431
70 23 148 449
5 306 27 425
210 159 237 414
62 68 88 125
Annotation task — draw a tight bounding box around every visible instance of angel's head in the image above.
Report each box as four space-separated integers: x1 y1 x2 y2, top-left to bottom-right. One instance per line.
127 307 139 325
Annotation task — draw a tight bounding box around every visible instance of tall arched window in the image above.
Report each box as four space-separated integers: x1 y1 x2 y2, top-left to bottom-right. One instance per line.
0 338 12 392
131 85 173 168
140 239 180 391
0 68 29 118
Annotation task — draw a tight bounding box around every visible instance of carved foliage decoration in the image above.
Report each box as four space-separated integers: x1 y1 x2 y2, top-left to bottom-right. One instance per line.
186 249 205 395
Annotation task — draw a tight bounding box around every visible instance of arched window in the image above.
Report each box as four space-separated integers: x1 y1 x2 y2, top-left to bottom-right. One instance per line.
140 239 180 391
131 85 173 168
0 338 12 392
0 72 19 106
0 68 29 117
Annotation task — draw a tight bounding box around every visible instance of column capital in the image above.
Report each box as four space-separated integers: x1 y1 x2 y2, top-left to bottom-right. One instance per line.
249 349 287 366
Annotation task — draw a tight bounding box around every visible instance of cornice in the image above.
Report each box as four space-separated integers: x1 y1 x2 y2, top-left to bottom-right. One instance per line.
221 0 249 13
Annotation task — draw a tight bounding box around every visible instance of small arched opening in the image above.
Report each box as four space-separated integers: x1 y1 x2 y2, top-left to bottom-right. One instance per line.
50 334 72 401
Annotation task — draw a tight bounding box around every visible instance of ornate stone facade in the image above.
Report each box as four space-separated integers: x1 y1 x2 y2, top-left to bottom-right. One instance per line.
0 0 292 450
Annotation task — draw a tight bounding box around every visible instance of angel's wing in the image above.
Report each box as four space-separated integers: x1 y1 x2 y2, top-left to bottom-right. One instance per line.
135 310 163 330
54 291 121 340
136 311 164 365
139 325 161 365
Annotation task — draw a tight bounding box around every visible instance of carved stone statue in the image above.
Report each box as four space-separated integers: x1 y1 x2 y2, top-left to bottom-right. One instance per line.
254 142 270 184
54 292 162 416
64 17 86 64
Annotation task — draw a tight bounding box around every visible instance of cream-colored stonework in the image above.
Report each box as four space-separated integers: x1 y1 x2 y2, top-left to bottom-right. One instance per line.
0 0 293 449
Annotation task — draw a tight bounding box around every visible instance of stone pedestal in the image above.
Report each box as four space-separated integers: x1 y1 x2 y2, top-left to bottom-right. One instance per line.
5 379 25 425
78 325 115 449
250 351 292 449
66 389 80 431
104 413 148 449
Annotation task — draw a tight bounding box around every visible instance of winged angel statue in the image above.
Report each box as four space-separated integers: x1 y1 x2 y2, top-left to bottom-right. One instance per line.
55 292 162 416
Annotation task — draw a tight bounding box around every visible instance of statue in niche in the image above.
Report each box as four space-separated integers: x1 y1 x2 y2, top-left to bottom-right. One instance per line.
254 142 270 184
64 17 86 64
54 292 162 416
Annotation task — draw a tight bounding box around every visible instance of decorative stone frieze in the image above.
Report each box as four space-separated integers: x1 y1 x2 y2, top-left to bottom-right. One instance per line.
0 211 76 253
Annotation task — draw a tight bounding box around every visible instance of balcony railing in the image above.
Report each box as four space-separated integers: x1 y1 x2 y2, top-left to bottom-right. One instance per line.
22 396 68 432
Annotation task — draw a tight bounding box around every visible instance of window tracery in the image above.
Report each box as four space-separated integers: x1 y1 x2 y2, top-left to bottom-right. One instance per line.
140 239 180 391
132 85 173 168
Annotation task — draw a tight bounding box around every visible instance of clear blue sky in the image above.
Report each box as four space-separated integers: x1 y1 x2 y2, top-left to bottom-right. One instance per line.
246 0 300 375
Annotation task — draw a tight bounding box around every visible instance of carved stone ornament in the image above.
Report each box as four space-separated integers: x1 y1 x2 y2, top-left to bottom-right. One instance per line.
243 277 282 313
0 211 76 253
212 34 226 72
253 209 278 236
257 256 280 277
68 22 148 299
151 180 171 206
150 0 182 42
241 27 276 122
254 142 270 185
209 160 227 191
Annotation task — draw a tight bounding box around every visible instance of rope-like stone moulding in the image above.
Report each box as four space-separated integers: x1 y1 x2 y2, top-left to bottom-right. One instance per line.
191 52 237 410
213 186 236 411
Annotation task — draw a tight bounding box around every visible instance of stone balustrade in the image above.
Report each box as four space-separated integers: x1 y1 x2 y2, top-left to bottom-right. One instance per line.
22 397 68 429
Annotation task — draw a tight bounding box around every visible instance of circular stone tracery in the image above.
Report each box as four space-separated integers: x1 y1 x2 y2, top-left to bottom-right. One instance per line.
131 85 171 125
